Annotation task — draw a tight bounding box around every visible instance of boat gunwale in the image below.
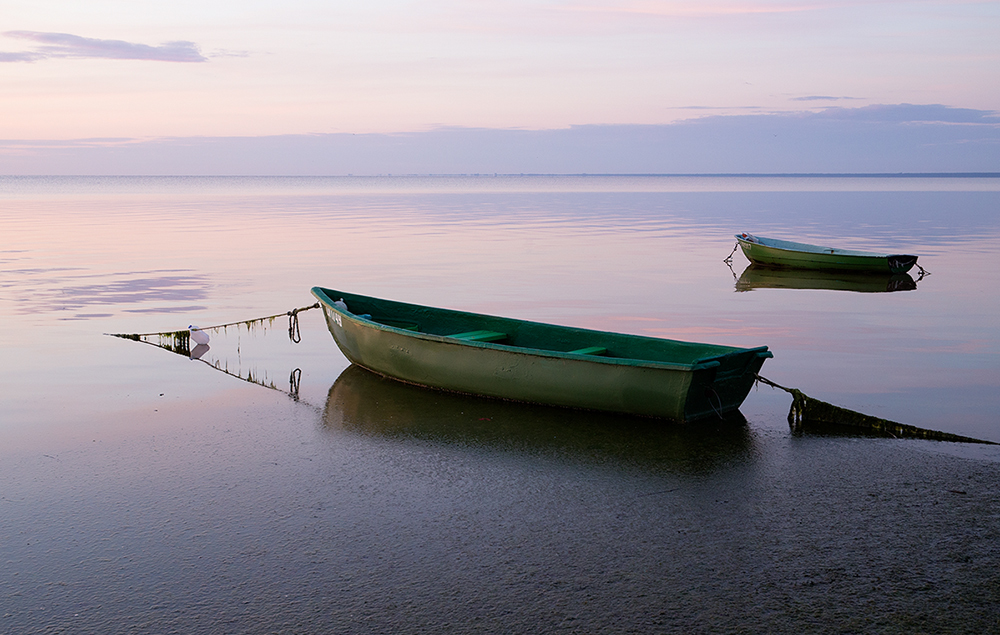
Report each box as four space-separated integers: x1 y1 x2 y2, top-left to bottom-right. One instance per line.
312 287 770 373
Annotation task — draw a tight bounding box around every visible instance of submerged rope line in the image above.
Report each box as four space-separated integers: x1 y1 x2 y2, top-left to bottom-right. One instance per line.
192 356 319 410
112 325 323 411
755 374 997 445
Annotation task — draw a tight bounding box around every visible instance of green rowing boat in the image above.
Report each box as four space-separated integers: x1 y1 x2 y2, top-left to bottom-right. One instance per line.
312 287 772 422
735 233 918 273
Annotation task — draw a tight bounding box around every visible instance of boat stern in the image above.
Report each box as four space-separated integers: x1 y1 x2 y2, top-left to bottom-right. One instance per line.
886 254 918 274
684 347 772 420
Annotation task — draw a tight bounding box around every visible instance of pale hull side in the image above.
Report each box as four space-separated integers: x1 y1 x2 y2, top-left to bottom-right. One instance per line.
316 299 767 422
737 237 917 273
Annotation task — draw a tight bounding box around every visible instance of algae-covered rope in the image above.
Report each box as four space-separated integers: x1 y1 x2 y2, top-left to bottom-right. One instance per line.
754 375 811 427
755 374 997 445
111 302 321 344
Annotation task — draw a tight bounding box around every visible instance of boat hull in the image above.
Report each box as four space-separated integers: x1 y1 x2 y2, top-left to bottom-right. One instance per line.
312 287 771 422
736 234 917 273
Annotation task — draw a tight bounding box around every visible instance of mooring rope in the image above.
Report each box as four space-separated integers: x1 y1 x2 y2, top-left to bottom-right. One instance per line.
111 324 323 410
755 374 997 445
287 305 315 343
723 241 739 264
110 302 321 345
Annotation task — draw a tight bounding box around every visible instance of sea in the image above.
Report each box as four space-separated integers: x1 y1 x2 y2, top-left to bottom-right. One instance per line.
2 175 999 633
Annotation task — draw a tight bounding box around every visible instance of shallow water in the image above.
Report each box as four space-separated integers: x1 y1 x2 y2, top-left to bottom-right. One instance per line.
2 176 999 633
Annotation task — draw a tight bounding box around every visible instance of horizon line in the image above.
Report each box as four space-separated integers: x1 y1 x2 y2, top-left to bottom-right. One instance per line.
4 172 1000 178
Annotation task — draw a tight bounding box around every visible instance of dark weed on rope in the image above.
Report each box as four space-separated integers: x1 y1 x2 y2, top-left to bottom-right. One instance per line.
109 302 320 346
756 375 997 445
107 302 323 403
108 314 322 409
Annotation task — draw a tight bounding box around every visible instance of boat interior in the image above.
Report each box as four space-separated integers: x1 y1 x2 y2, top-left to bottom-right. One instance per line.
314 287 770 368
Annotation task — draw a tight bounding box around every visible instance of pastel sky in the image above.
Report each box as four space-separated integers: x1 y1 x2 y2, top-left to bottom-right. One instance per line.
2 1 998 173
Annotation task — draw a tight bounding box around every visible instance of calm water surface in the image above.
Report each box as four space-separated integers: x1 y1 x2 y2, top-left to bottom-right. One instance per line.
2 176 999 633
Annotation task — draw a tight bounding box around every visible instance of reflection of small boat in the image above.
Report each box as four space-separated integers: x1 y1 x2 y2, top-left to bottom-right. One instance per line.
736 264 917 293
311 287 772 422
736 233 918 273
324 365 755 470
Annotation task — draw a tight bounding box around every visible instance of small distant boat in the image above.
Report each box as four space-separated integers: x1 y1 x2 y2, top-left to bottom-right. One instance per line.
735 233 918 274
312 287 772 422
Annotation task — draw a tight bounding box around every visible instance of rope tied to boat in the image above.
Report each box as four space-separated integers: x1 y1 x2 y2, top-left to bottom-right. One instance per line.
755 374 997 445
287 305 317 343
109 302 321 349
723 242 739 264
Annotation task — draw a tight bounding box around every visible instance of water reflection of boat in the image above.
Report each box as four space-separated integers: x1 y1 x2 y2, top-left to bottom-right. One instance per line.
735 233 918 274
736 264 917 293
311 287 772 422
323 365 756 472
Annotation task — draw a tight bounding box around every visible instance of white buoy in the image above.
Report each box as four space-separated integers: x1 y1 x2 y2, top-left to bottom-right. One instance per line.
188 325 210 345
